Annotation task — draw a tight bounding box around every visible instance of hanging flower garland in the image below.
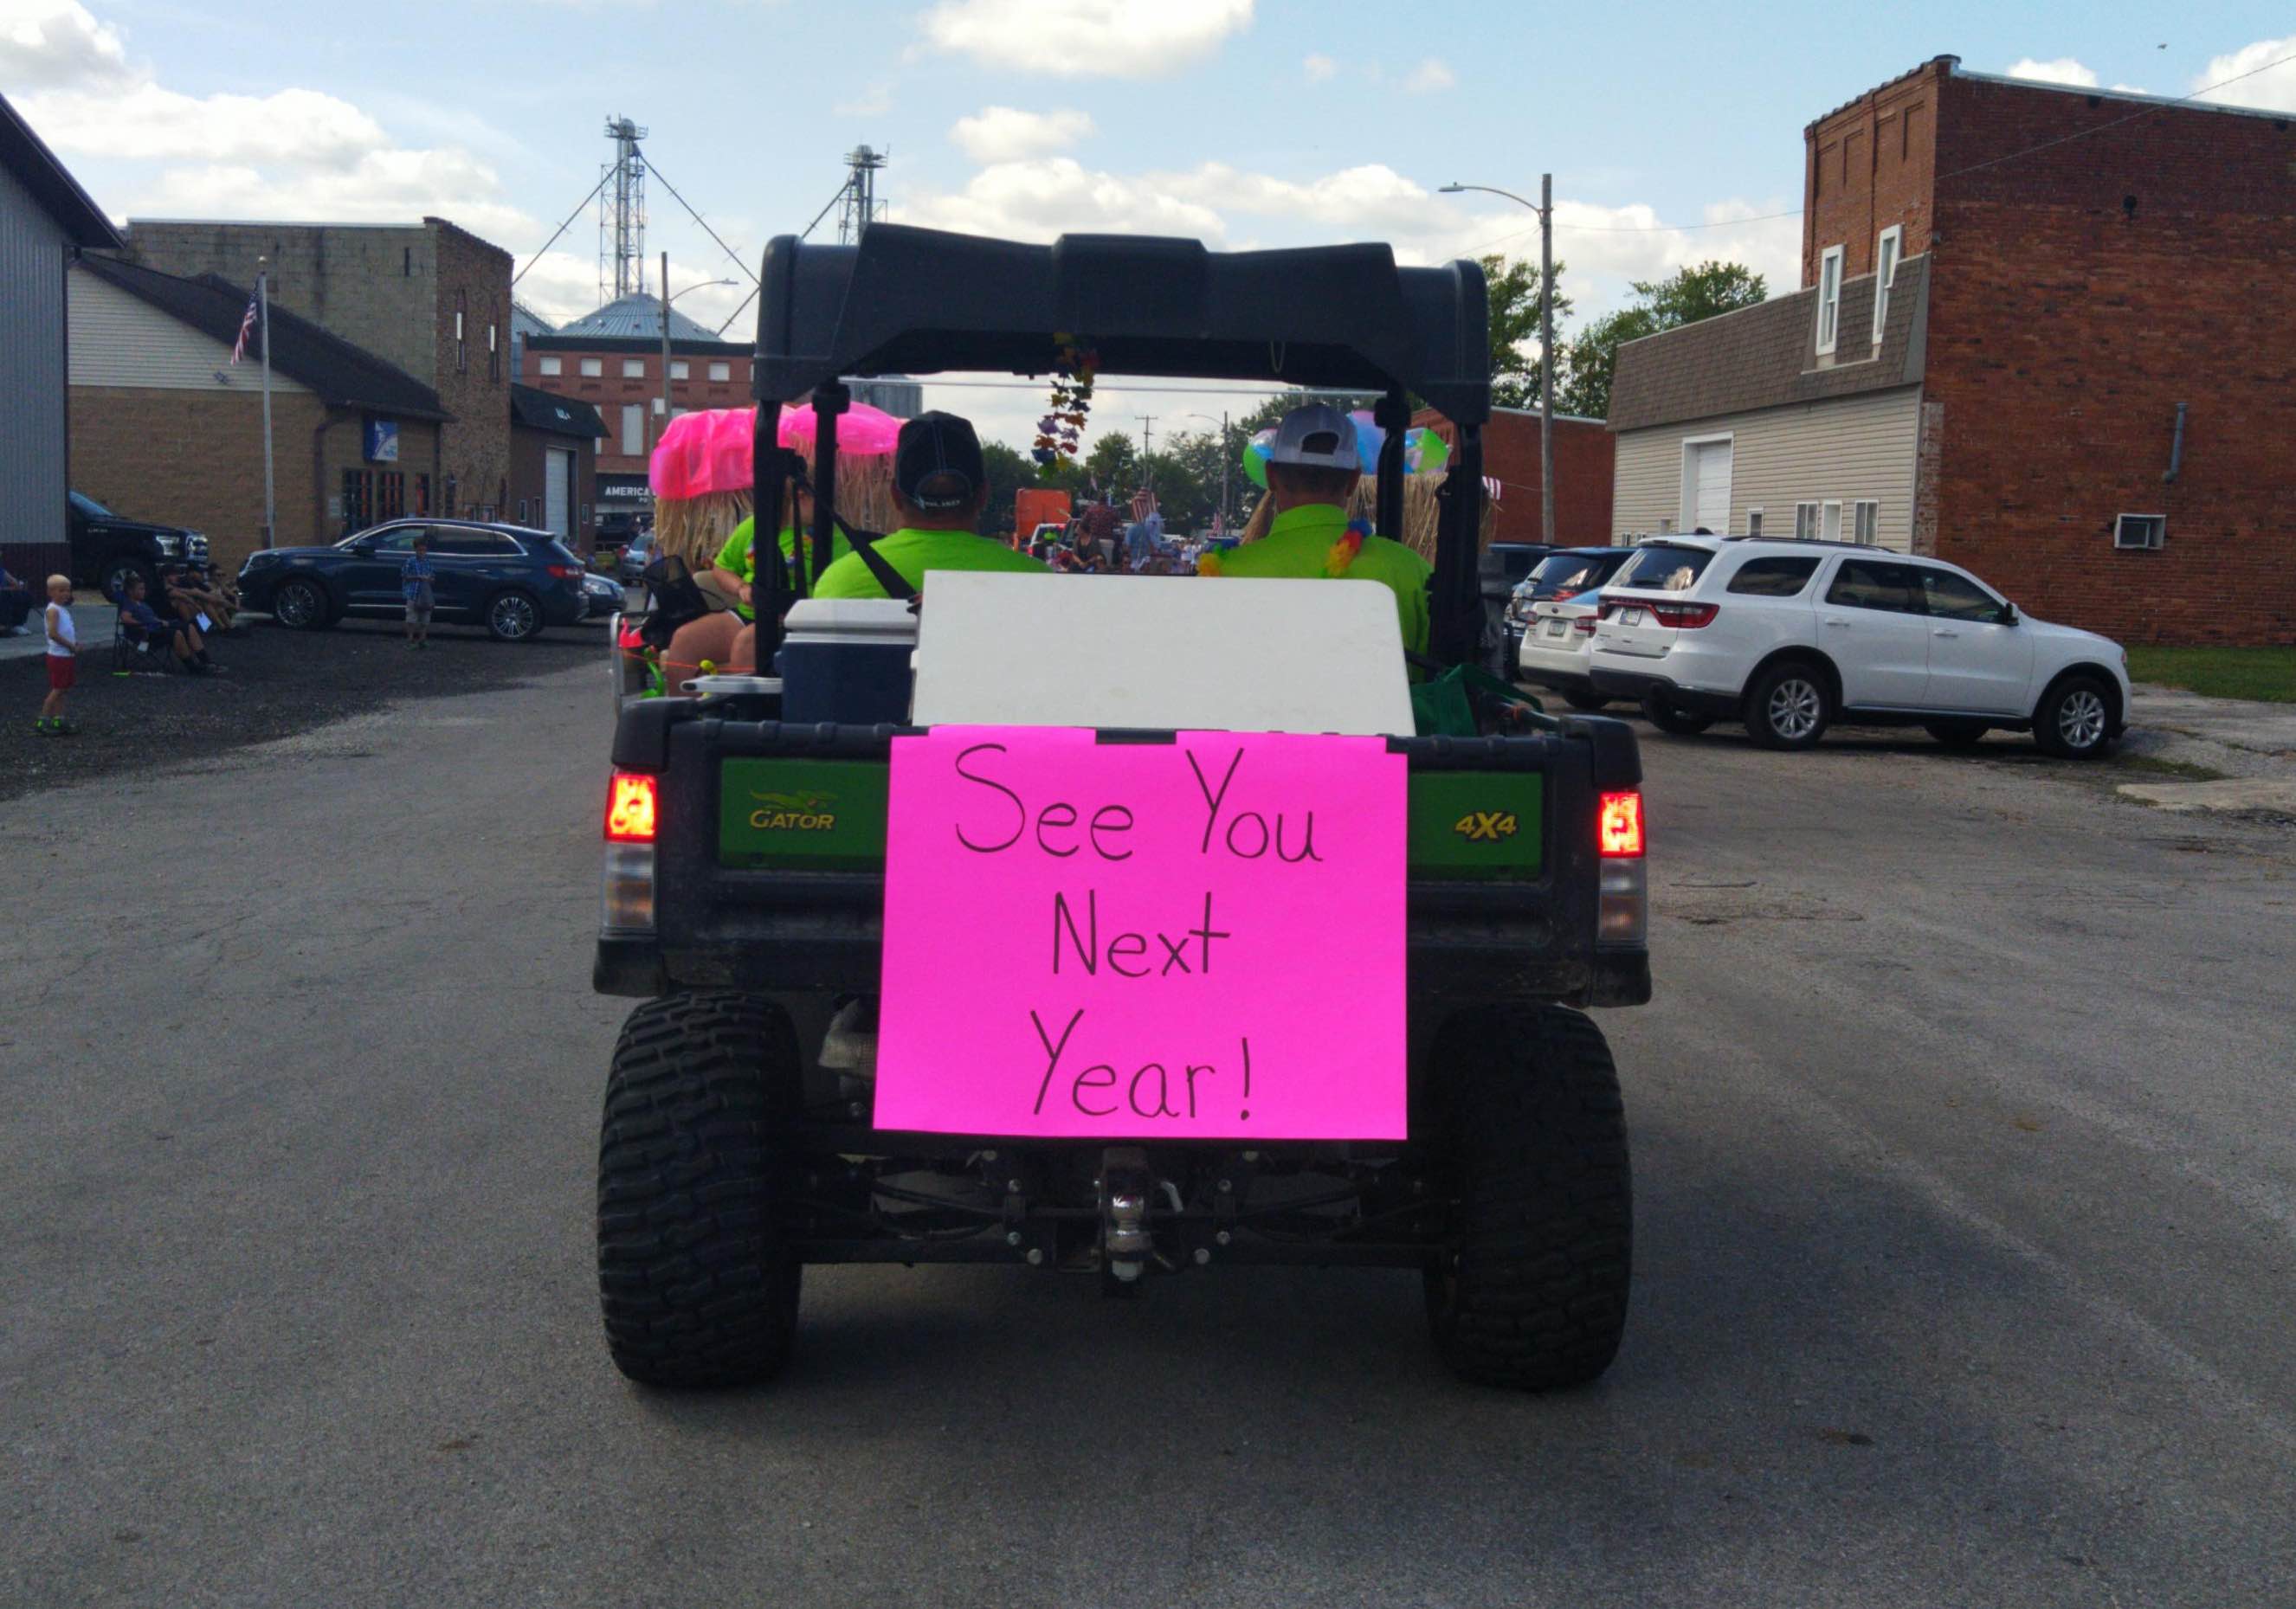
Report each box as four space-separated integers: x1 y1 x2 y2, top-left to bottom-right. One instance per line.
1032 333 1099 466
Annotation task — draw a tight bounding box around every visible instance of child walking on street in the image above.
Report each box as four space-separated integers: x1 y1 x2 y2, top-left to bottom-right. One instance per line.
402 533 436 647
40 575 78 736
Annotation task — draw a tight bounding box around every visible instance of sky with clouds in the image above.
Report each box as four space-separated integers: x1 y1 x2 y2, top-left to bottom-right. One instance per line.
5 0 2293 454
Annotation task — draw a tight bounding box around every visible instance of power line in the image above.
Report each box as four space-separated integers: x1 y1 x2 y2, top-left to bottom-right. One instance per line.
511 164 615 289
635 146 761 286
1466 47 2296 248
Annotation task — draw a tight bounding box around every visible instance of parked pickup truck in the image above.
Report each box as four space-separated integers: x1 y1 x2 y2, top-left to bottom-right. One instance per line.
584 224 1654 1397
69 491 209 602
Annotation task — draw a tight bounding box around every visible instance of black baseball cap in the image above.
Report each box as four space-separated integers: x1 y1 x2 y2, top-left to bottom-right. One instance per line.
893 411 986 512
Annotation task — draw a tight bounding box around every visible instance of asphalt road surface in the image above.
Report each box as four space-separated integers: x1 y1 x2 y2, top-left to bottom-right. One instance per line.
7 666 2293 1608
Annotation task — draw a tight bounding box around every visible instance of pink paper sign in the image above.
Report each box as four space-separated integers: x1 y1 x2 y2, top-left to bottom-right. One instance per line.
876 726 1408 1141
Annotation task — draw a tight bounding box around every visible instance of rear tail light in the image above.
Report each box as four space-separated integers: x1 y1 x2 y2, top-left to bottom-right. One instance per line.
1596 788 1647 945
606 771 658 842
547 563 581 579
1648 601 1719 628
1572 616 1597 635
1597 790 1644 857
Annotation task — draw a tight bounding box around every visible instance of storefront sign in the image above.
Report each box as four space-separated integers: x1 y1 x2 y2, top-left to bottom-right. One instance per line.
875 726 1407 1140
363 417 399 463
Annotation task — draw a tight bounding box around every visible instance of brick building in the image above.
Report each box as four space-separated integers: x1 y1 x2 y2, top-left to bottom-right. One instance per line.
508 384 603 550
1609 55 2295 645
68 255 447 569
122 217 513 525
523 293 747 536
1413 406 1615 548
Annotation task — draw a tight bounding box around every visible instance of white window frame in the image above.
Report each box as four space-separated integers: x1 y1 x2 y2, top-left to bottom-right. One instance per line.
1815 245 1845 356
2114 512 2167 550
1677 432 1734 535
579 357 603 378
538 355 563 377
620 402 644 456
1822 500 1844 542
708 360 732 383
622 357 646 379
670 359 689 380
1853 499 1880 545
1745 507 1764 537
1872 226 1903 344
1794 501 1820 540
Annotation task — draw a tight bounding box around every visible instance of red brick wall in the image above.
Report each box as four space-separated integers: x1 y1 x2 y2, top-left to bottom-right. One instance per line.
1803 57 1946 286
1920 78 2296 645
1413 408 1614 547
524 342 751 478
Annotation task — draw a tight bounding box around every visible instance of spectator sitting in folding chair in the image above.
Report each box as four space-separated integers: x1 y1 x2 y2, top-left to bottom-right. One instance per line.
164 562 237 634
115 574 221 675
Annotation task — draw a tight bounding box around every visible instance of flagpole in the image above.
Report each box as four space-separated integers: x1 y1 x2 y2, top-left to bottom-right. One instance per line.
257 256 276 549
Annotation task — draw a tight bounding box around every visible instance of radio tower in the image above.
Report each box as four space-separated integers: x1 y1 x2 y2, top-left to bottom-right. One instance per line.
598 116 649 302
836 145 888 244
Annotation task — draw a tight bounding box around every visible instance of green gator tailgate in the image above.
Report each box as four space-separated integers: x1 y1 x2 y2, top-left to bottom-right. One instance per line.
719 756 1541 879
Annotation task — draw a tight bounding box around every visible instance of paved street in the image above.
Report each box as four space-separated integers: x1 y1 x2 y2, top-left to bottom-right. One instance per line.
6 666 2294 1608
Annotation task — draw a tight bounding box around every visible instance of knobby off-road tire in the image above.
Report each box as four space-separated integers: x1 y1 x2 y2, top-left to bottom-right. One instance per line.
1425 1007 1633 1391
598 992 803 1387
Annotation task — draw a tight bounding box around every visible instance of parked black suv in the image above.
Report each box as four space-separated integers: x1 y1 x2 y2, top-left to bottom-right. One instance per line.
69 492 210 602
235 518 590 641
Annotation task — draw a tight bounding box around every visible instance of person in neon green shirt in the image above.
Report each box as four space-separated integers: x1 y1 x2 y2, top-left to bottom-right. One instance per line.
814 412 1049 598
713 512 852 622
1198 403 1431 657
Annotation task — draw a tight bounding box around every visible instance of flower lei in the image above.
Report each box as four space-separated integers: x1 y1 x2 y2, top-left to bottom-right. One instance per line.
1324 518 1370 577
1032 334 1098 466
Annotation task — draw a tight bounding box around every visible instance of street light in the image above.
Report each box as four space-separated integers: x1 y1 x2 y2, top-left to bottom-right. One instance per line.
1441 177 1555 547
657 250 738 440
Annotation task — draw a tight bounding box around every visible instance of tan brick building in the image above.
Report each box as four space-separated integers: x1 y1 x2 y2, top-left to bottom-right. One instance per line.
122 216 512 525
68 255 447 570
1610 55 2296 646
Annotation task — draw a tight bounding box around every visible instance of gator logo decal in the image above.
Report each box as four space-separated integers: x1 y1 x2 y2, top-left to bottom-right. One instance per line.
1452 810 1519 844
749 789 837 832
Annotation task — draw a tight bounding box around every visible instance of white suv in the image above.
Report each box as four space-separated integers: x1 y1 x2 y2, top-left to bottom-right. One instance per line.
1587 537 2131 757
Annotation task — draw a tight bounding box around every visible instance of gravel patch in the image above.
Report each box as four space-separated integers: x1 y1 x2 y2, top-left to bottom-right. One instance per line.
1 614 609 803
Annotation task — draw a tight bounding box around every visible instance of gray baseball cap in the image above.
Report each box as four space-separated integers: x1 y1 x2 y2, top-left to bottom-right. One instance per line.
1266 403 1360 471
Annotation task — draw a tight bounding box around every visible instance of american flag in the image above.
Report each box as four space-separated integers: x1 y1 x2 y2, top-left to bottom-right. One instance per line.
1129 488 1158 523
1210 509 1225 537
229 295 259 364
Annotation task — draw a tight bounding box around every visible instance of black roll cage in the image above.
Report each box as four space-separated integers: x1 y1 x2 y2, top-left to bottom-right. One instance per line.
745 223 1490 667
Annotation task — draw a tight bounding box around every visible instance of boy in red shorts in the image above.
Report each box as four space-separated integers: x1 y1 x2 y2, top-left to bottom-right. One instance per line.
40 574 79 736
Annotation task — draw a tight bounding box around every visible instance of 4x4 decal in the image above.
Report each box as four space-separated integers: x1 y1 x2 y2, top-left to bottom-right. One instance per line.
1452 810 1519 843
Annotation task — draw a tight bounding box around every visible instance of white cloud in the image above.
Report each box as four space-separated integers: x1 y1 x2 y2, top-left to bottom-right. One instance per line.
902 157 1226 241
1302 52 1336 81
1403 57 1455 93
23 83 388 168
0 0 127 88
950 106 1094 163
2005 56 2100 87
835 82 893 117
2194 34 2296 113
136 150 530 241
920 0 1254 77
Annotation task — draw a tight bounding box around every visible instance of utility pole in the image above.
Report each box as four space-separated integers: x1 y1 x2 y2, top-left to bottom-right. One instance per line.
1137 415 1155 492
659 248 672 456
257 255 275 548
1538 171 1555 549
1220 409 1230 533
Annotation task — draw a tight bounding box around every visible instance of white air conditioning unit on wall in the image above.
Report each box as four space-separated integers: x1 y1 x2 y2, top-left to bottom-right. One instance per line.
2114 513 2166 550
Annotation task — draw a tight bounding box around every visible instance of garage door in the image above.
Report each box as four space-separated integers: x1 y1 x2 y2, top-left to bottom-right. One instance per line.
545 447 574 541
1687 440 1732 533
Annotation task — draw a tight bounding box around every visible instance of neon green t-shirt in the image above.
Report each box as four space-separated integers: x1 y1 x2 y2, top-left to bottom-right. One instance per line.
813 528 1051 599
1206 504 1432 656
714 518 854 621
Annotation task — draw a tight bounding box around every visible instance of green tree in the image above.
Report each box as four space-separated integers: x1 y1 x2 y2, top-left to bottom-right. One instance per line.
1480 253 1570 411
1555 260 1767 422
977 441 1034 536
1083 431 1138 492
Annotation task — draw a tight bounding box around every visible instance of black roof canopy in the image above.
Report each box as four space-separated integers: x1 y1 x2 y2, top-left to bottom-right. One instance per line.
753 224 1493 426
